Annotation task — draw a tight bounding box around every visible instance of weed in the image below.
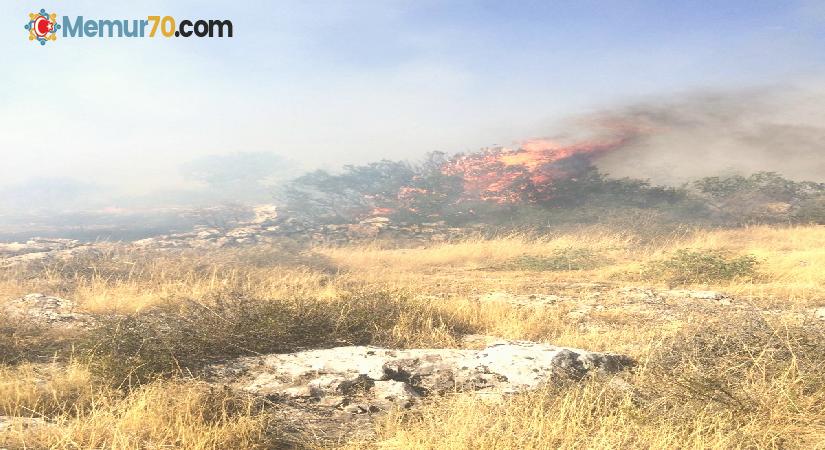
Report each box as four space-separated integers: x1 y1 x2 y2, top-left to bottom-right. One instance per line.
494 248 606 271
643 249 759 285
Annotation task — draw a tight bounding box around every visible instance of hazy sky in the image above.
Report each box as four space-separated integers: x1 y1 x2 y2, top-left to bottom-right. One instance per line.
2 1 825 197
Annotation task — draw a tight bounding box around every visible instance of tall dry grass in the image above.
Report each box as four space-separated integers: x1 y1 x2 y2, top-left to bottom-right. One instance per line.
360 313 825 450
0 365 274 449
0 225 822 448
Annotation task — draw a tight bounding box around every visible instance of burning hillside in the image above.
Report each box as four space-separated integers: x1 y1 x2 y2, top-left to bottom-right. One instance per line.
282 127 657 224
283 117 825 228
440 136 634 204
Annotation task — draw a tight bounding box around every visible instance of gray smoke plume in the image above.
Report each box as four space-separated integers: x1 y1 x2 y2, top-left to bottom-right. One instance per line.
588 83 825 184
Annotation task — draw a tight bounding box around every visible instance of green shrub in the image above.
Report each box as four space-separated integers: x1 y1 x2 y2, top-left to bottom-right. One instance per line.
643 249 758 285
494 248 605 271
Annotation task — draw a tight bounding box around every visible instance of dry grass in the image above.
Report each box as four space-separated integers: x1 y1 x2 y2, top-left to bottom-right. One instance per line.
0 368 274 449
363 314 825 450
320 224 825 307
0 224 823 448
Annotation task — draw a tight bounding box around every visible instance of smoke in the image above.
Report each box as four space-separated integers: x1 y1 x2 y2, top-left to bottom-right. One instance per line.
180 152 299 203
0 178 104 214
588 84 825 184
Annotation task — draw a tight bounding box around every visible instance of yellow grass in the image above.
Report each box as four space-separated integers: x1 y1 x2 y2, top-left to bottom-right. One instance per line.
0 224 823 448
0 369 272 449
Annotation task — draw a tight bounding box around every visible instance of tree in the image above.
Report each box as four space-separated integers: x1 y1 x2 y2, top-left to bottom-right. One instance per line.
281 160 417 223
692 172 825 224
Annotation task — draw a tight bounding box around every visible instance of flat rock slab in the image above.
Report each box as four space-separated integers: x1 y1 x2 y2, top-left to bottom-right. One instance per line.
477 292 566 308
2 293 93 328
0 415 49 432
619 287 733 304
207 341 633 414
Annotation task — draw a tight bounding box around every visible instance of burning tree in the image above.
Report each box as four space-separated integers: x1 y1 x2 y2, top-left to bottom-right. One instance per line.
440 138 625 204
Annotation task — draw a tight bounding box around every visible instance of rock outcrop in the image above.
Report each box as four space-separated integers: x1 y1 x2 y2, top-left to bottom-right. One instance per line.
0 238 92 267
1 293 92 328
205 340 631 443
207 341 633 413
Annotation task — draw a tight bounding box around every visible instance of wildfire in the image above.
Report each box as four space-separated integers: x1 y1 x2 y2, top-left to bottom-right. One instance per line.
359 128 640 219
441 137 629 203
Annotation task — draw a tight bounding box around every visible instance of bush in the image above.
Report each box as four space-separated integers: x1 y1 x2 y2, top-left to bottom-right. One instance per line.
494 248 605 271
643 249 759 285
82 290 472 386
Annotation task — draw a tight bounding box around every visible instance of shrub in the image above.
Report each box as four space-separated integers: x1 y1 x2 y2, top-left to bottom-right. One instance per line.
643 249 758 285
82 290 472 386
494 248 605 271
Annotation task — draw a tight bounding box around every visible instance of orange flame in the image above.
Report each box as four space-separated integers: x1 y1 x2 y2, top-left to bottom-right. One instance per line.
441 136 631 203
362 125 643 218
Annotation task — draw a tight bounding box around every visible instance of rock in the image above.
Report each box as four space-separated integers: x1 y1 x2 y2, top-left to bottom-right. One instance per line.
459 334 501 348
814 307 825 321
206 341 633 414
618 288 733 305
372 380 420 408
0 416 49 432
478 292 566 308
2 293 92 328
664 290 733 305
565 308 591 320
316 395 346 408
0 239 95 268
0 238 80 258
670 290 725 300
360 217 390 224
342 404 369 414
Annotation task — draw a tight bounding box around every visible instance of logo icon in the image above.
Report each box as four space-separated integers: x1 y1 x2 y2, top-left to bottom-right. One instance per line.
25 9 60 45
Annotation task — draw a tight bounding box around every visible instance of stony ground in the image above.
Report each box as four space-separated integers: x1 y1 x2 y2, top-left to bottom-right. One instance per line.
0 225 824 449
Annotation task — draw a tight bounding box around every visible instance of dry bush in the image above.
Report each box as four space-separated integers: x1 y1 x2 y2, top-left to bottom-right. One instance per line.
319 230 637 272
638 314 825 432
82 289 474 386
491 248 608 271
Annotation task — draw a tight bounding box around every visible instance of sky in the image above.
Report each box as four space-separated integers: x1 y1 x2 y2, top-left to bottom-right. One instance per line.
2 0 825 202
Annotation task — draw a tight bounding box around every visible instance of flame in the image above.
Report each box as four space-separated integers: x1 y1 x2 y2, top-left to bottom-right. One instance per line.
440 136 629 203
361 126 642 218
